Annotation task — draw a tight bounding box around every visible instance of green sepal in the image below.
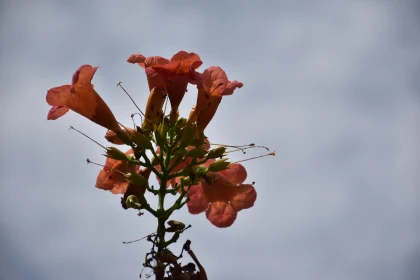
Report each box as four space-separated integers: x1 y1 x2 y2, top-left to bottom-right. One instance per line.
206 147 226 159
104 147 128 161
208 159 230 172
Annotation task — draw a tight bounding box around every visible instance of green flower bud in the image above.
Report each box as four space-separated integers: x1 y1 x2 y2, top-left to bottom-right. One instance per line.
104 147 128 161
115 129 133 145
125 195 139 208
132 132 153 150
208 159 230 172
166 220 186 232
181 176 192 186
187 148 207 158
206 147 226 159
156 249 178 263
194 165 208 176
154 122 167 147
190 131 205 148
151 155 160 166
125 172 149 186
180 122 197 147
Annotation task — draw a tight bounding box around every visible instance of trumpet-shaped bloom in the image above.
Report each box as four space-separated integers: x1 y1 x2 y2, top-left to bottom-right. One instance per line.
128 51 202 120
188 66 243 131
96 149 138 194
187 163 256 228
46 65 120 131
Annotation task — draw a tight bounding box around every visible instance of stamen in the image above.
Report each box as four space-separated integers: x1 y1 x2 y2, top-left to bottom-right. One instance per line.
86 158 105 168
117 81 145 117
123 233 156 244
86 158 127 176
225 145 270 155
231 152 275 164
131 112 143 126
69 126 107 150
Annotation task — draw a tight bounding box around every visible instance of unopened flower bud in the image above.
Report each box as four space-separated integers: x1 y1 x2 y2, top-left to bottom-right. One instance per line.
181 176 192 186
105 147 128 161
115 129 134 145
125 172 149 186
166 220 186 232
187 148 207 158
208 159 230 172
125 195 139 208
154 122 167 147
151 155 160 166
156 249 178 264
206 147 226 159
180 122 197 147
105 128 135 145
132 132 153 150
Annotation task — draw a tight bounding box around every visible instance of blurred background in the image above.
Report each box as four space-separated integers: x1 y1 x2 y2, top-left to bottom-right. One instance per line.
1 0 420 279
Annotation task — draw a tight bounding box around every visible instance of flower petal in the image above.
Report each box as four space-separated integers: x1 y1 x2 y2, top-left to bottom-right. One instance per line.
200 67 228 96
230 184 257 212
219 163 247 185
221 80 243 96
95 170 114 191
203 173 233 202
171 51 202 71
187 184 209 214
47 105 69 120
46 65 120 131
127 54 146 67
206 201 237 228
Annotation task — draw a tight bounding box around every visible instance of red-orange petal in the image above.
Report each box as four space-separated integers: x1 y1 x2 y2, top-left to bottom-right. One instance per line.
206 201 237 228
187 184 209 214
47 105 69 120
127 54 146 67
221 80 243 96
171 51 202 71
230 184 257 212
200 66 228 97
219 163 247 185
95 170 115 191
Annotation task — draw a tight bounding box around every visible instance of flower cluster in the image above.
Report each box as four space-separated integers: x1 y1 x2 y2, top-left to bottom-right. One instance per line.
46 50 270 278
46 50 255 228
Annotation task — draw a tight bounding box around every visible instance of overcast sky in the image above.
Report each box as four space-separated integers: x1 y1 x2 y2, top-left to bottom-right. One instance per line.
1 0 420 279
